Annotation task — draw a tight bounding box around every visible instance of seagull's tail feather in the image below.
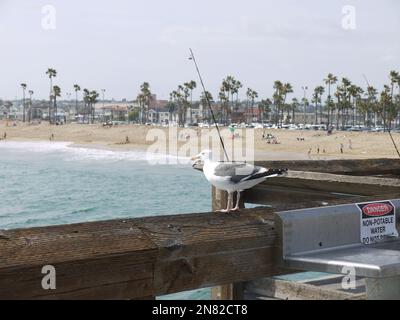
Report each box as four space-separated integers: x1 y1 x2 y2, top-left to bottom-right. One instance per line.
247 168 288 181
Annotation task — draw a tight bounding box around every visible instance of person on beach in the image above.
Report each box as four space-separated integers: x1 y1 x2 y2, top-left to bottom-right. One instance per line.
3 132 6 140
125 136 130 144
340 143 344 154
348 139 353 150
229 126 235 140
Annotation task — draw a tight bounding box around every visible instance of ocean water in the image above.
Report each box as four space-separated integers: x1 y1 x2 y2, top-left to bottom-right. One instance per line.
0 141 212 299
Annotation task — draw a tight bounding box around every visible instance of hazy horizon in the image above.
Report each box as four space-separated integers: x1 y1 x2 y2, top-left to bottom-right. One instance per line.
1 0 399 101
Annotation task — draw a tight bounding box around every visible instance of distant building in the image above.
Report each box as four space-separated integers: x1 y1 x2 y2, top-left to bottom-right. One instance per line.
0 106 8 119
186 108 202 124
147 109 158 124
100 104 129 121
149 94 168 110
158 111 170 124
243 107 262 123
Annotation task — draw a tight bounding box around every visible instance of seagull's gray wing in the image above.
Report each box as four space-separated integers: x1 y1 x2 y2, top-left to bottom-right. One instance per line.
213 162 263 183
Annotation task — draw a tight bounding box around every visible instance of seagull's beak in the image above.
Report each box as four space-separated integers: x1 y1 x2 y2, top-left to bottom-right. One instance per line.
191 154 200 161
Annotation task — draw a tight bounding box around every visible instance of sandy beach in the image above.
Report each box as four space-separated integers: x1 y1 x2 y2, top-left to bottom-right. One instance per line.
1 121 400 160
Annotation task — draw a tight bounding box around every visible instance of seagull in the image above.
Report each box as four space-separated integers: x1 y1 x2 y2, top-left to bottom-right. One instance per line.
191 150 288 213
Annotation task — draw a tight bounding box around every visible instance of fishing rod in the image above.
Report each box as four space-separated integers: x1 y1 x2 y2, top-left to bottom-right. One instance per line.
189 48 230 162
363 74 400 159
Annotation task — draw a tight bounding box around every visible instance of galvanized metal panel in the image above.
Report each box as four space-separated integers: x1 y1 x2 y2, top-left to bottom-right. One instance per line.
276 199 400 278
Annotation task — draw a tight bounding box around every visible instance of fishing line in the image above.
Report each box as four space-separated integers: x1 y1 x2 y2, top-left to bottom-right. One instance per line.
189 48 230 162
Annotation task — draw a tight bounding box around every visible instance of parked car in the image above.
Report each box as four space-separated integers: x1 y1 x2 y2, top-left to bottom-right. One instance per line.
371 126 384 132
349 125 364 132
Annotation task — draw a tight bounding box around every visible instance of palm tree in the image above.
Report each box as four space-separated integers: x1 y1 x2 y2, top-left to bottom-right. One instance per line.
46 68 57 123
28 90 34 122
73 84 81 117
273 81 283 125
334 86 344 129
324 73 338 129
232 80 243 113
246 88 258 123
200 91 213 122
389 71 399 128
258 99 272 123
290 98 300 124
282 83 293 124
136 93 144 124
348 85 363 126
52 85 61 123
89 90 99 123
185 80 197 124
221 76 235 124
180 84 190 125
366 86 378 127
380 85 393 130
20 83 27 122
397 74 400 97
221 78 231 122
138 82 152 124
172 86 188 126
169 91 178 124
83 89 90 123
221 76 242 124
312 86 325 124
339 78 352 128
218 89 228 124
390 71 399 101
167 102 177 124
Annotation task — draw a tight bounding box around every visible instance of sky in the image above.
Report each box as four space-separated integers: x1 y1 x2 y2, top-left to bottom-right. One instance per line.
0 0 399 101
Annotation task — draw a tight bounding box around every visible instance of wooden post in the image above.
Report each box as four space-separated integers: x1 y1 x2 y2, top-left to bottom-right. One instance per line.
211 186 245 300
212 186 228 212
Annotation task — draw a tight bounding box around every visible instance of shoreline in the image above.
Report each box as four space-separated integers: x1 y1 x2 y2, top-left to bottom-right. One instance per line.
1 122 400 160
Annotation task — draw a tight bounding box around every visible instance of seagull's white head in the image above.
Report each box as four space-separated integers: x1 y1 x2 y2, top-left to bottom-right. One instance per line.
191 150 212 162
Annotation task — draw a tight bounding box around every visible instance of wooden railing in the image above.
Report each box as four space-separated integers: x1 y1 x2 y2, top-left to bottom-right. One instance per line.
1 158 400 300
0 207 278 300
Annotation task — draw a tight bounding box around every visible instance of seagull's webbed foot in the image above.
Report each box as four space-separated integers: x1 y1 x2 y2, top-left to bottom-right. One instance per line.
217 208 231 214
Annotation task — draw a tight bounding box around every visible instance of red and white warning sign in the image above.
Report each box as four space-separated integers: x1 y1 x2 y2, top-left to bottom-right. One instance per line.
357 201 399 245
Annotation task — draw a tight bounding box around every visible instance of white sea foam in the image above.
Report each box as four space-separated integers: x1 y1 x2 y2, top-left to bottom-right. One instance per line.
0 140 73 153
0 141 189 164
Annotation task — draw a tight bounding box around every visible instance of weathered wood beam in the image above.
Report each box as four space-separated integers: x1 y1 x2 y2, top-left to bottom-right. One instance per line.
245 277 366 300
194 159 400 176
260 171 400 196
244 184 356 206
0 207 277 300
255 158 400 176
246 183 400 213
269 193 400 213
